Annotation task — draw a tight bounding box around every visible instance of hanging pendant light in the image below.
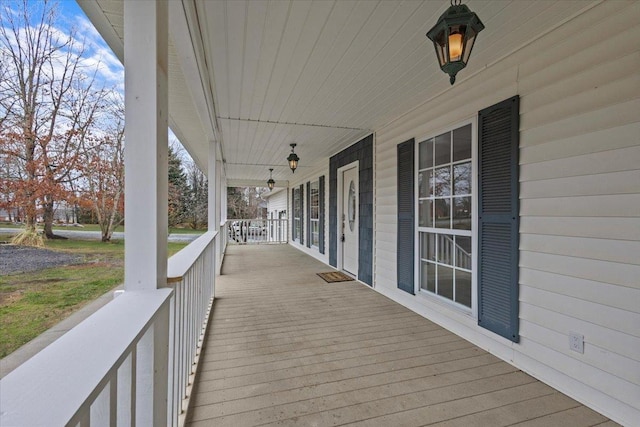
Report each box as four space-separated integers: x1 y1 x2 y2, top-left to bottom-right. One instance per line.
267 168 275 191
287 143 299 173
426 0 485 85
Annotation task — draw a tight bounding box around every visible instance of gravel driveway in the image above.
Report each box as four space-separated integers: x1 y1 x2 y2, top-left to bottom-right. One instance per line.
0 245 83 275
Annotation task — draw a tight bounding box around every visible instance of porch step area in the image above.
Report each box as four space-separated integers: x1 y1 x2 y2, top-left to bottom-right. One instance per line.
186 245 615 427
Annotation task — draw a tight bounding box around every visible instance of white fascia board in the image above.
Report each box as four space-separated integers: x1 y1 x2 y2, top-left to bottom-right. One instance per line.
168 1 221 156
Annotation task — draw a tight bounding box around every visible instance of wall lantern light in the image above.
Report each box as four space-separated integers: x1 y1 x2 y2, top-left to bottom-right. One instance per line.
426 0 485 85
267 168 275 191
287 143 299 173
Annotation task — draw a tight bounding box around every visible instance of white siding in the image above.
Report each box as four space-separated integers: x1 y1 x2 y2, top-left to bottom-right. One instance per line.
372 2 640 425
266 189 287 219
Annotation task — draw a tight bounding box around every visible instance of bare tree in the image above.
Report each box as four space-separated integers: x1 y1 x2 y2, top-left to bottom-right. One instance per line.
76 94 124 242
0 0 104 244
226 186 269 219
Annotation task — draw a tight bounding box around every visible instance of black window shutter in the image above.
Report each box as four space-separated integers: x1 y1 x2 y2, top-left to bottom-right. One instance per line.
291 188 296 241
478 95 520 343
397 139 415 294
299 184 304 246
319 175 325 254
306 181 311 248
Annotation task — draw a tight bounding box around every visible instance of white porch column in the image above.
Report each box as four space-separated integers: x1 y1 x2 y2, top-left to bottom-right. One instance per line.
124 2 169 425
221 175 227 223
207 141 218 232
216 160 223 227
216 160 224 273
208 142 221 276
124 0 168 291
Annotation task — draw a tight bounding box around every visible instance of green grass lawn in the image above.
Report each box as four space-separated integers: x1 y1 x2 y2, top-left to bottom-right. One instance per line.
0 238 189 358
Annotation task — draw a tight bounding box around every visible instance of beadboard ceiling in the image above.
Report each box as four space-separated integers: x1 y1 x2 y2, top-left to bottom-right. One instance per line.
78 0 596 186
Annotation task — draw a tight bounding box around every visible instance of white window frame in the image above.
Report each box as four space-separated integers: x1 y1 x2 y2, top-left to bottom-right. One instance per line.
293 187 301 243
414 118 478 318
310 180 319 249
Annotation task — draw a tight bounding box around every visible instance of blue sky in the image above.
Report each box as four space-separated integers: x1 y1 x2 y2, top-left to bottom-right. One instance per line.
2 0 185 152
58 0 84 20
55 0 125 92
53 0 185 149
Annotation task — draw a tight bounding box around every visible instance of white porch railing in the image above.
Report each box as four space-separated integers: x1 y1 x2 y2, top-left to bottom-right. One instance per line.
227 218 288 244
166 230 216 425
0 231 217 426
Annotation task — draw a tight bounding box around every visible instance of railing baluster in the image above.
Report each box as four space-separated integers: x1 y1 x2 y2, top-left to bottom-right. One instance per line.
91 384 110 426
226 219 288 245
130 346 137 427
109 376 117 426
117 351 133 426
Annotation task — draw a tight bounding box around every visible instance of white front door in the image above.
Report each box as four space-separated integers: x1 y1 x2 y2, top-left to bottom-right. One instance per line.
342 166 358 275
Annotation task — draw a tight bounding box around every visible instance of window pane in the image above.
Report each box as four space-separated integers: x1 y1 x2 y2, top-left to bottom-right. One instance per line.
416 123 474 309
421 261 435 292
453 124 472 162
455 236 472 269
419 200 433 227
419 170 432 198
453 162 471 195
433 166 451 197
294 189 300 217
419 139 433 169
434 198 450 229
434 132 451 166
455 270 472 307
420 232 436 261
312 220 319 247
437 265 454 299
437 234 453 265
453 197 471 230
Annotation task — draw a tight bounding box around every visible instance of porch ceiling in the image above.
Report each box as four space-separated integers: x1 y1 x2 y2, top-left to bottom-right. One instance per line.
80 0 597 184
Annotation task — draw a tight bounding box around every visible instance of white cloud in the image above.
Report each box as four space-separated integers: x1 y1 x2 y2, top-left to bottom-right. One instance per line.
50 12 124 93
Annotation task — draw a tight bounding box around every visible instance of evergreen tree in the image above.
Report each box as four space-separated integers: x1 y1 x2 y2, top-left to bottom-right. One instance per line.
168 146 188 227
184 161 207 229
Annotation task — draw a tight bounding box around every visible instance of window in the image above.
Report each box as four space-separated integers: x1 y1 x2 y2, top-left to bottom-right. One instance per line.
293 187 301 242
417 123 473 309
310 180 319 248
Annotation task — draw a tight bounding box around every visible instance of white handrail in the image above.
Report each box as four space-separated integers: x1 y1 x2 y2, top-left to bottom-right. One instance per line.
0 289 172 426
167 230 217 283
0 231 218 426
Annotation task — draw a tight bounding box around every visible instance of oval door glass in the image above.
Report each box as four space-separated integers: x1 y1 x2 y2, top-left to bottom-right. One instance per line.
348 180 356 231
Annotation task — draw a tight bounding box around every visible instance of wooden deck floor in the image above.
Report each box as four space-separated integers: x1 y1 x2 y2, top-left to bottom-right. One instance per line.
186 245 615 427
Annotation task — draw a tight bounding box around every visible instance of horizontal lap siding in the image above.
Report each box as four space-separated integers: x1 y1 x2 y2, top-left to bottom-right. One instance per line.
267 190 287 215
374 2 640 424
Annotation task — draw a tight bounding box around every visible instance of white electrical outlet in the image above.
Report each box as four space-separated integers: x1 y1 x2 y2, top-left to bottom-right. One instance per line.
569 332 584 354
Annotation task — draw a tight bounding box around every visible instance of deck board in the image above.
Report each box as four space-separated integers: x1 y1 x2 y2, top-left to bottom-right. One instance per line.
186 245 614 426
